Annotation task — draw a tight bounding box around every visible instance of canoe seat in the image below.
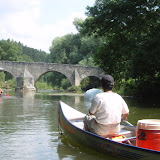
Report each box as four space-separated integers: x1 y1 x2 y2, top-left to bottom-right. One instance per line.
72 120 84 129
119 129 134 135
105 129 136 145
106 135 136 145
114 136 136 142
113 136 136 146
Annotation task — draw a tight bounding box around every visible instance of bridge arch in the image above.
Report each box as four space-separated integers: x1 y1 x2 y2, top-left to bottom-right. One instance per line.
35 70 73 90
78 74 102 85
0 68 18 79
0 68 23 89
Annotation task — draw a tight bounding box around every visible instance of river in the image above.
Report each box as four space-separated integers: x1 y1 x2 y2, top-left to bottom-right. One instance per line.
0 90 160 160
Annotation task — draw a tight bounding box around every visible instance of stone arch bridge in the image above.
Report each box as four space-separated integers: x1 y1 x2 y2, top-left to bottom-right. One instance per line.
0 61 105 90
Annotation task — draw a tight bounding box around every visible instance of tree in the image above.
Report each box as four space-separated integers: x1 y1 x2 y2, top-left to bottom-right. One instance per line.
18 42 49 62
79 0 160 96
49 32 103 89
0 39 23 61
81 0 160 81
50 34 82 64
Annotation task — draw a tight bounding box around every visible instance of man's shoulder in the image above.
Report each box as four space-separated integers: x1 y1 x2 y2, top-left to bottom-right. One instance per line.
95 92 122 99
95 92 105 97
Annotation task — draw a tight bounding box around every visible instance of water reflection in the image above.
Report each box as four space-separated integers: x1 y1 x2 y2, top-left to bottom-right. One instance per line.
75 96 80 104
123 97 160 126
58 135 116 160
0 91 60 160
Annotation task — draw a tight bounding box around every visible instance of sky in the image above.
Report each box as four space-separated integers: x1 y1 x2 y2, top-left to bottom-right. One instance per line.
0 0 95 53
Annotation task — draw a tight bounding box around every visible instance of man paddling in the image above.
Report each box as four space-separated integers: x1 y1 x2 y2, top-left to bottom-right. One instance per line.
84 75 129 137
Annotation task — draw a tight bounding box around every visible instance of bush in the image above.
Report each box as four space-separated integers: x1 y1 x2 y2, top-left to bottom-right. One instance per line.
36 82 53 89
7 79 17 89
81 77 101 91
0 72 5 82
114 79 137 96
61 79 71 89
66 86 82 93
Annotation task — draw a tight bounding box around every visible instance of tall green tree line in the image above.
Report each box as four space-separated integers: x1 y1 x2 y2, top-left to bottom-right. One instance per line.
0 39 49 62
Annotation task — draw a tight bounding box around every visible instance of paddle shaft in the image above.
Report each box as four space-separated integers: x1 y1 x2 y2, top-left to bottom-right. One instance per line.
123 120 134 126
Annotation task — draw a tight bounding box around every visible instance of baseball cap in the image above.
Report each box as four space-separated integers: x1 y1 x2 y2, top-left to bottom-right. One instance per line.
101 75 114 84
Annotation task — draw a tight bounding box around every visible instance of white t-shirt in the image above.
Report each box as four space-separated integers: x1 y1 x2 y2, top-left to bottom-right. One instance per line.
89 92 129 125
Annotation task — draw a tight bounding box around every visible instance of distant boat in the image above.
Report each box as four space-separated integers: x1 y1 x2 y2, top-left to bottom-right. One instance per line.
58 101 160 160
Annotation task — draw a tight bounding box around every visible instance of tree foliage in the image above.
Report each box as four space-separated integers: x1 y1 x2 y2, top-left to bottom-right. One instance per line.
0 39 49 62
79 0 160 96
0 39 49 84
50 32 102 65
18 42 49 62
50 34 83 64
0 39 23 61
49 32 103 89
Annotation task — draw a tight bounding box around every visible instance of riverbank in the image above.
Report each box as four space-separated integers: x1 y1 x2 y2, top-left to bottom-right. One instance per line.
49 92 84 96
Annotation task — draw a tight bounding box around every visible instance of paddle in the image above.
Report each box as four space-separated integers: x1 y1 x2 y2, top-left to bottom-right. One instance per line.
123 120 134 126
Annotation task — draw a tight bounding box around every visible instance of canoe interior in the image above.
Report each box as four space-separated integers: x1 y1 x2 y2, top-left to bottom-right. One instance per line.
60 101 137 146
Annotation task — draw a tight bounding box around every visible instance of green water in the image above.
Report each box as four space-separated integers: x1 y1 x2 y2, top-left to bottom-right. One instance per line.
0 90 159 160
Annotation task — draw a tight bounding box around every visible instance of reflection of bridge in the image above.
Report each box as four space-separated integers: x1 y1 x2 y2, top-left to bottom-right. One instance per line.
0 61 105 90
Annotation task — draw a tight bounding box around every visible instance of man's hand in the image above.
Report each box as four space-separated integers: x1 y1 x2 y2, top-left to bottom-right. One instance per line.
121 112 129 121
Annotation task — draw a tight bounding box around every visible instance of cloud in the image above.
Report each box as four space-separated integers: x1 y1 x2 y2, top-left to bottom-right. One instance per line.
0 0 42 47
0 0 89 53
0 0 40 12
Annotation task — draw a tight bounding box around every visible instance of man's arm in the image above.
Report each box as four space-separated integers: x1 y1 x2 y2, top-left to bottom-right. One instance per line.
88 96 99 115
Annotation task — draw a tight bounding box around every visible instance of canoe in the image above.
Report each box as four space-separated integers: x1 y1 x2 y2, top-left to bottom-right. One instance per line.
58 101 160 160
